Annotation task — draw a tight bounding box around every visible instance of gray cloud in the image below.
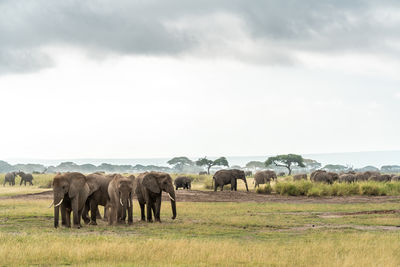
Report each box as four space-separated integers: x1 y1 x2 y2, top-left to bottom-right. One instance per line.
0 0 399 73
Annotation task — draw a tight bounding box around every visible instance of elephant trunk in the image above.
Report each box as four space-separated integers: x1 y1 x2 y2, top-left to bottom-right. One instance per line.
54 206 59 228
168 190 177 220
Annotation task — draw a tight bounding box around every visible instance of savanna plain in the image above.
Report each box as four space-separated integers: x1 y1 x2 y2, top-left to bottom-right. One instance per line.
1 174 400 266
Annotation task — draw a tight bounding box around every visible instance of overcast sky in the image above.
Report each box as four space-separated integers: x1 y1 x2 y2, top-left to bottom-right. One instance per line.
1 0 399 160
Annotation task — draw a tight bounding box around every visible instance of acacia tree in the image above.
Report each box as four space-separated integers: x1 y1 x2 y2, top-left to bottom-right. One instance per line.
167 157 194 172
265 154 305 175
196 157 229 174
245 161 265 170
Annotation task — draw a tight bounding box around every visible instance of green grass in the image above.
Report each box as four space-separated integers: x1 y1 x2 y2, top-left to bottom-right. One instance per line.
1 199 400 266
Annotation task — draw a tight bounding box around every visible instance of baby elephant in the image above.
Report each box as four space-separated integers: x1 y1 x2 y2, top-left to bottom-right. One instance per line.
174 176 192 190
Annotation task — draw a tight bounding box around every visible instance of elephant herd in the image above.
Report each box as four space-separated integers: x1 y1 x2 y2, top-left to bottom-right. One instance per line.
3 171 34 186
300 170 400 184
50 171 176 229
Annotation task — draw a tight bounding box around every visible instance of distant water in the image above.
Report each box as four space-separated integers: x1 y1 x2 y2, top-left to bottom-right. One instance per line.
4 151 400 168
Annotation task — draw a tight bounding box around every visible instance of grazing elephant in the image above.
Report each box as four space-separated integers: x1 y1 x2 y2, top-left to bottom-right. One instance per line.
107 174 134 225
3 172 17 186
391 175 400 182
293 174 307 181
82 173 114 225
339 174 356 183
17 171 34 186
213 169 249 191
278 172 286 177
174 176 192 190
51 172 92 228
311 170 339 184
355 171 380 182
253 170 277 188
245 171 253 177
135 172 177 222
369 174 391 182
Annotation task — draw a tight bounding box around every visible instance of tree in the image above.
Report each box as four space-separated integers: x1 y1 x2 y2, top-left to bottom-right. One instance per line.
167 157 194 172
323 164 348 172
196 157 229 174
265 154 305 175
245 161 265 170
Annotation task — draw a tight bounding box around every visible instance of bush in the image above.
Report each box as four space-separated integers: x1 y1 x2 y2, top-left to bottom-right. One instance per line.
274 182 300 196
307 187 323 197
256 184 272 194
331 183 360 196
203 178 214 190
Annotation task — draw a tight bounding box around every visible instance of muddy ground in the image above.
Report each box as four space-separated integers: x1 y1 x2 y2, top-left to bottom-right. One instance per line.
4 189 400 204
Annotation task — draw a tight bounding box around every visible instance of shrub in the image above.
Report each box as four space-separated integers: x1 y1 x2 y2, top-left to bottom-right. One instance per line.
307 187 323 197
331 183 360 196
203 178 214 190
360 184 381 196
256 184 272 195
275 182 300 196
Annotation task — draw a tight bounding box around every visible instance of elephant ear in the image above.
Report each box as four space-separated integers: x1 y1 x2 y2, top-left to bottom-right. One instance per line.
142 173 161 194
86 175 101 195
69 174 86 198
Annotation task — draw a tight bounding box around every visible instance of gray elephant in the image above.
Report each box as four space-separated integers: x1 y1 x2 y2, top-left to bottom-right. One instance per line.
391 175 400 182
213 169 249 191
17 171 33 186
3 172 17 186
253 170 277 188
82 173 114 225
174 176 192 190
355 171 380 182
107 174 134 226
135 172 176 222
199 171 208 175
278 172 286 177
293 174 307 181
51 172 91 228
338 174 356 183
311 170 339 184
369 174 391 182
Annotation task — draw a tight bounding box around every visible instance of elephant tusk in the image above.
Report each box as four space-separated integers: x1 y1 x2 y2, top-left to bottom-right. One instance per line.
48 201 54 208
168 193 175 202
120 198 124 206
54 199 63 207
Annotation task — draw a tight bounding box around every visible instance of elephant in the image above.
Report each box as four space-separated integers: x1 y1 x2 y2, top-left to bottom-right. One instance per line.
355 171 380 182
213 169 249 191
369 174 391 182
51 172 92 228
338 174 356 183
310 170 339 184
253 170 277 188
391 175 400 182
107 174 134 225
17 171 33 186
293 174 307 181
278 172 286 177
82 173 114 225
174 176 192 190
199 171 208 175
3 172 17 186
245 171 253 177
135 172 176 222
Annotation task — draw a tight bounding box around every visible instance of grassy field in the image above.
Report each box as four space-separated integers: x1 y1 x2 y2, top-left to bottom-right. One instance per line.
1 196 400 266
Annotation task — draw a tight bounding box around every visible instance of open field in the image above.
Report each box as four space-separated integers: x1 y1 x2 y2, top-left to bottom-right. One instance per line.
1 188 400 266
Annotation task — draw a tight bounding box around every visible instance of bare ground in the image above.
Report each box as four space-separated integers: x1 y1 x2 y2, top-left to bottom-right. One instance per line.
3 189 400 204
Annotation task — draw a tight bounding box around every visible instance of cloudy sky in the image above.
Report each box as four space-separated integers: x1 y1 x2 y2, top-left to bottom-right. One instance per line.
1 0 399 160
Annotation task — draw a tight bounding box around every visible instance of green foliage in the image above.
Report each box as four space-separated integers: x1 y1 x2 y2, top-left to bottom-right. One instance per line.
323 164 348 171
256 184 272 194
245 161 265 169
203 177 214 189
275 183 301 196
196 157 229 174
265 154 305 174
167 157 194 171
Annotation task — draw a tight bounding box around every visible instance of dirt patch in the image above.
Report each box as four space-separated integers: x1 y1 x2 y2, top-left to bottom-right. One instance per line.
2 189 400 204
319 209 400 218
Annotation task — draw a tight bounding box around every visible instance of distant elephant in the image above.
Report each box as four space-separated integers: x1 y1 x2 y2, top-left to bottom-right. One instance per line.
338 174 356 183
174 176 192 190
369 174 391 182
3 172 17 186
213 169 249 191
278 172 286 177
199 171 208 175
51 172 92 228
107 174 134 225
135 172 176 222
17 171 33 186
311 170 339 184
293 174 307 181
245 171 253 177
355 171 380 182
82 173 114 225
391 175 400 182
253 170 277 188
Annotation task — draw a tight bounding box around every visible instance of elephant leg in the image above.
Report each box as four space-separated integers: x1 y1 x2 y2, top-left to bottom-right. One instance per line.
71 197 81 228
20 179 23 186
151 201 157 222
61 203 67 226
139 202 146 221
146 200 153 222
220 185 224 191
82 200 90 224
155 196 161 222
89 200 98 225
65 208 71 228
214 182 217 192
103 206 108 221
